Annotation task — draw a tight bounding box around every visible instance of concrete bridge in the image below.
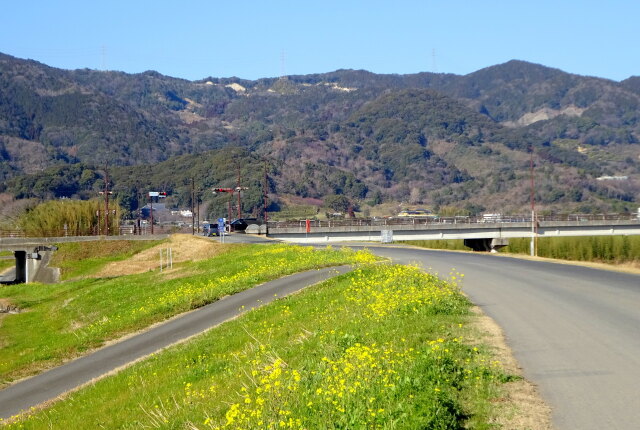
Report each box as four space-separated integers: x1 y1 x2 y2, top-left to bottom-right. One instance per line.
266 214 640 251
0 235 168 284
2 214 639 283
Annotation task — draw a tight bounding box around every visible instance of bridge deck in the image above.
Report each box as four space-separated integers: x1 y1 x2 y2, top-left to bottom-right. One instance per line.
267 218 640 243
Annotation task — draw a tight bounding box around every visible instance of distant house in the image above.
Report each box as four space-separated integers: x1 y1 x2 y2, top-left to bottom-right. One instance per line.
141 203 166 218
596 175 628 181
397 208 437 218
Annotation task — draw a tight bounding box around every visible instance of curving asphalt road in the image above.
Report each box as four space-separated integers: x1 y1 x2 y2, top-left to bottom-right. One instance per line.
0 267 15 284
354 245 640 430
3 237 639 428
0 264 352 419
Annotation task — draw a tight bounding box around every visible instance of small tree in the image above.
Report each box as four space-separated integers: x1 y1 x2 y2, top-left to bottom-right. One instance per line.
324 194 350 213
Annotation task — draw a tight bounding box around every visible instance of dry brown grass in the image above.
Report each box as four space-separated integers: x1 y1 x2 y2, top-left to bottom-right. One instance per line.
470 307 553 430
93 234 228 277
0 298 14 311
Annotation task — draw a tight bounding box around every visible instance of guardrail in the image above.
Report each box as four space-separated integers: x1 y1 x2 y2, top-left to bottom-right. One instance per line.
3 213 638 237
0 225 192 238
267 213 640 229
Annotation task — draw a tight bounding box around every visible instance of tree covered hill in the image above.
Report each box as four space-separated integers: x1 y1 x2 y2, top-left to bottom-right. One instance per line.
1 52 639 216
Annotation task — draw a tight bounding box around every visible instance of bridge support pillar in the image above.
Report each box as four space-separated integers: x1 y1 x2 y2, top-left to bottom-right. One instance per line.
10 249 50 284
14 251 26 283
464 238 509 252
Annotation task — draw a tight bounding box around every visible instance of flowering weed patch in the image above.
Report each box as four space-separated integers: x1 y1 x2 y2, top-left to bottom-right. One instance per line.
7 264 517 429
0 244 375 385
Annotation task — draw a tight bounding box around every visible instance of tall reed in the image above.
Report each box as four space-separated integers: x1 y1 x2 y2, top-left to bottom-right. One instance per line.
19 199 121 236
503 236 640 263
406 236 640 265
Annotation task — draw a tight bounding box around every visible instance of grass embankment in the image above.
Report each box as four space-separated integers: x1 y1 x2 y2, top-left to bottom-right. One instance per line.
406 236 640 267
5 264 523 429
0 242 376 386
3 239 155 277
50 239 165 280
0 251 13 273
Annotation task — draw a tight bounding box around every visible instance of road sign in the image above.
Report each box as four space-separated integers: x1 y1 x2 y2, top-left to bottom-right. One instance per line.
148 191 159 197
381 229 393 243
217 218 225 234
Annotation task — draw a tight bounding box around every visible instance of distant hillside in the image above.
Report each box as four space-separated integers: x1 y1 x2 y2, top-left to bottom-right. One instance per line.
1 53 639 217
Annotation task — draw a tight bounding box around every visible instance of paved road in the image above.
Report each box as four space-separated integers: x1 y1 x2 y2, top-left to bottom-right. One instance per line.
352 245 640 430
212 232 276 244
0 256 16 282
0 263 15 284
0 265 352 419
0 268 14 283
4 235 639 428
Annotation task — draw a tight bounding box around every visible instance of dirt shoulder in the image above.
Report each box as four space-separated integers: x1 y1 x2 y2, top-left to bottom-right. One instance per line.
471 307 553 429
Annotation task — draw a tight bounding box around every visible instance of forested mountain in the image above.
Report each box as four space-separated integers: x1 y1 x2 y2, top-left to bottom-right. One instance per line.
1 52 639 217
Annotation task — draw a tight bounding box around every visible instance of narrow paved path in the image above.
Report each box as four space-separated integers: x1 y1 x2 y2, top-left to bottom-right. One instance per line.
0 267 15 283
357 245 640 430
0 265 352 419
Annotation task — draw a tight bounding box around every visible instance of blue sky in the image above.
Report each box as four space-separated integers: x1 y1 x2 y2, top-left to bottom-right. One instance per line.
1 1 638 81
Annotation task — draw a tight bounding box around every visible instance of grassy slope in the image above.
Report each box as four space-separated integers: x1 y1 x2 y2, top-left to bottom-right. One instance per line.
49 239 165 280
6 264 521 429
0 251 13 273
0 243 376 385
0 241 161 277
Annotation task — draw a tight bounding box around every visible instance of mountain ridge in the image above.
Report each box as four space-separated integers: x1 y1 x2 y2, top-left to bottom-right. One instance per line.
1 52 638 216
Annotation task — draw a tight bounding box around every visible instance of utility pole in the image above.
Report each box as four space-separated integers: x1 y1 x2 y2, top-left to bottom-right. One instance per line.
530 147 537 257
148 191 166 235
237 167 242 220
101 45 107 70
105 168 110 236
233 166 249 220
263 163 269 223
136 185 142 235
212 187 236 225
431 48 438 73
191 178 195 235
99 166 113 236
197 189 200 235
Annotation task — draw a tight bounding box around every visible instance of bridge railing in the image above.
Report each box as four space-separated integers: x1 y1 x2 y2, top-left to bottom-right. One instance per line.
267 213 640 229
0 230 26 238
0 225 189 238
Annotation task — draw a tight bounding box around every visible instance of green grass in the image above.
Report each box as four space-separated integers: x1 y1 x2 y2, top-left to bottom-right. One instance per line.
401 239 469 251
501 236 640 263
270 204 319 220
50 239 165 280
5 264 516 429
0 244 377 385
0 251 13 273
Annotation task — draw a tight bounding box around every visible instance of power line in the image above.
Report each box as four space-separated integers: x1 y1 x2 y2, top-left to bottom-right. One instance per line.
101 45 107 70
280 50 286 78
431 48 438 73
